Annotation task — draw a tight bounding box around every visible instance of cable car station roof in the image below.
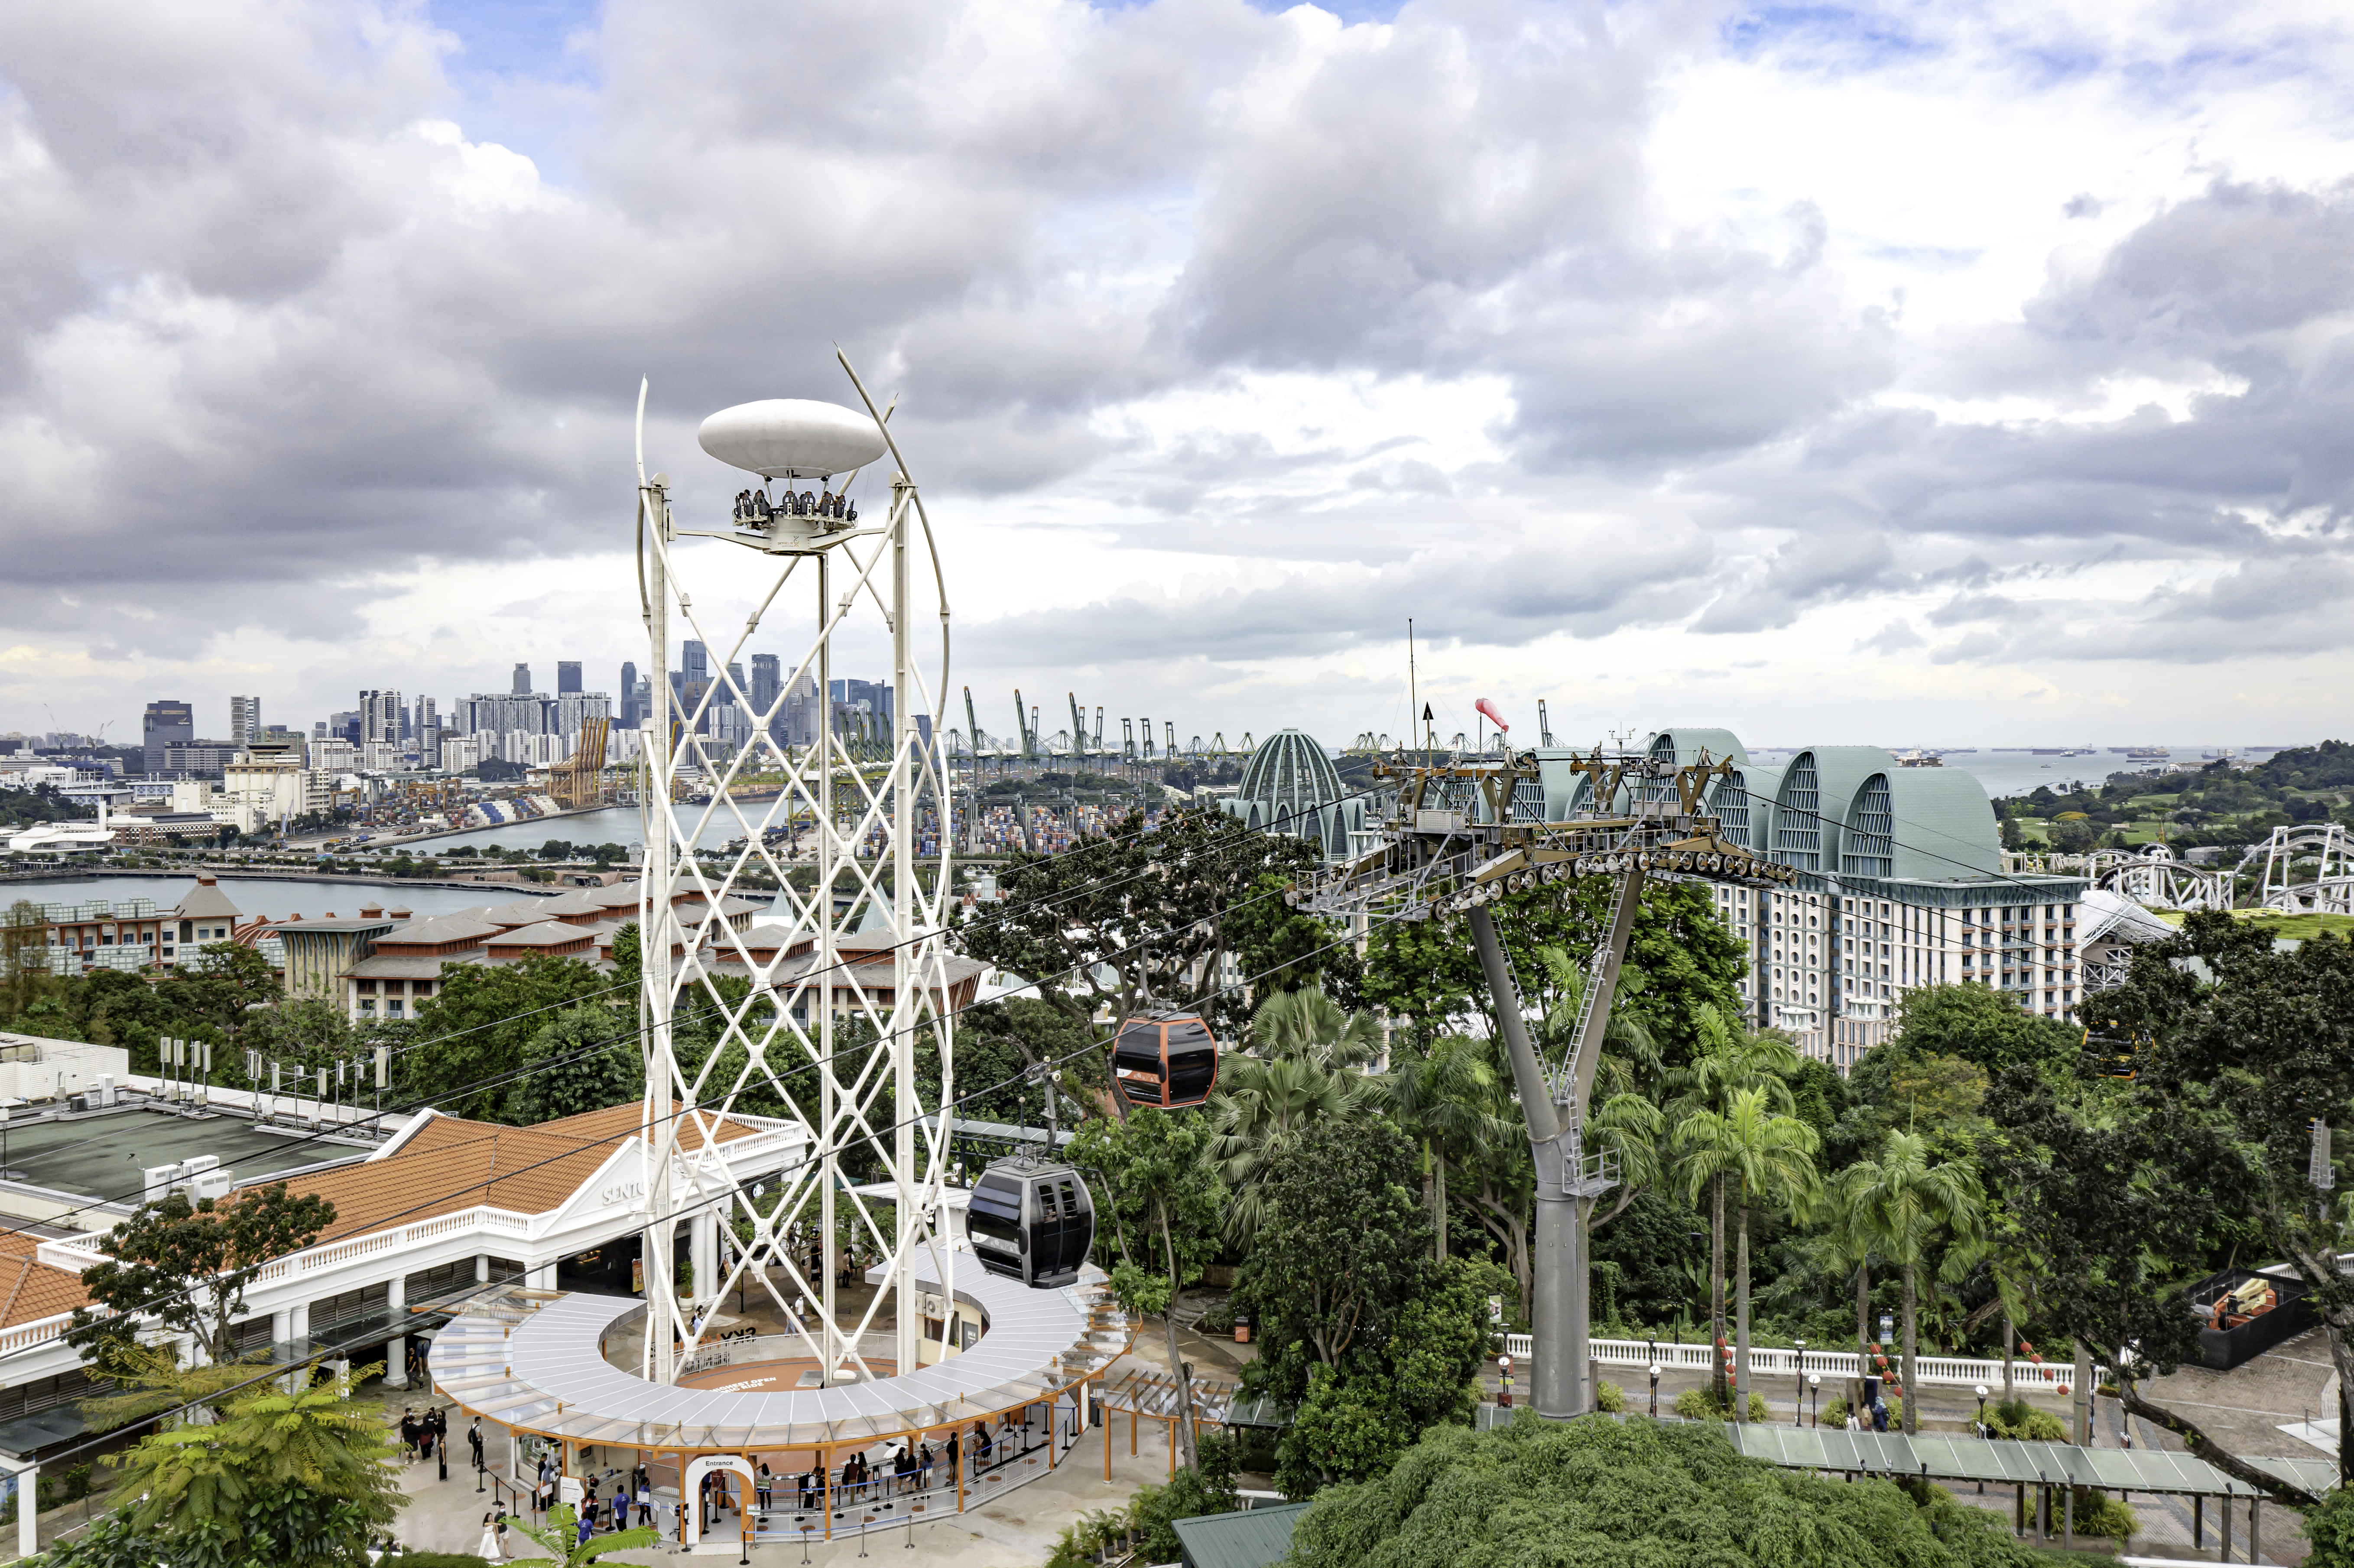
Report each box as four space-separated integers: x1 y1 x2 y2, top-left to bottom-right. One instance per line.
1726 1423 2337 1499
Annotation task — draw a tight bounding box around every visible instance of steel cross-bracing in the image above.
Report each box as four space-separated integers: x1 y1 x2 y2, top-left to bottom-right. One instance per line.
632 361 957 1394
1292 748 1798 1420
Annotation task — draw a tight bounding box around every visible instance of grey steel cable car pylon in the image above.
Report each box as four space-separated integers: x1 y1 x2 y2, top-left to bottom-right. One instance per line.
1294 743 1796 1419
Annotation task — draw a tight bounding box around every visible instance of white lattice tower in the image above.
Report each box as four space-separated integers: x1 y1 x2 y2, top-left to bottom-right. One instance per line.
632 365 956 1387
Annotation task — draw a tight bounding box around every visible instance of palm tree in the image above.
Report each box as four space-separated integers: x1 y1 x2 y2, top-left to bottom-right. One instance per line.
516 1501 662 1565
1835 1129 1986 1433
1675 1085 1819 1421
1661 1006 1801 1398
1382 1035 1510 1260
1208 985 1382 1242
1207 1053 1364 1240
1248 985 1382 1070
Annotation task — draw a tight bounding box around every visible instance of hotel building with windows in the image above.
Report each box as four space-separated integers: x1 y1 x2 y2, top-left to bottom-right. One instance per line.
1539 729 2082 1073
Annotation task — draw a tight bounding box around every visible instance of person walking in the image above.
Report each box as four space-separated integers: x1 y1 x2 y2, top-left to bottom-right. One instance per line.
468 1417 485 1477
945 1428 960 1480
636 1473 653 1528
477 1512 503 1561
494 1505 510 1558
399 1408 419 1462
432 1408 449 1480
756 1461 772 1512
917 1442 934 1492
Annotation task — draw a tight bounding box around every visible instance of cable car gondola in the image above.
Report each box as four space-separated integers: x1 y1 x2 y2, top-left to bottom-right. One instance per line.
968 1158 1096 1289
1112 1011 1220 1110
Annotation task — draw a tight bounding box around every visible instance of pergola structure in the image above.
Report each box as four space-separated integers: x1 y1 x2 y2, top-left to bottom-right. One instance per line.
1728 1423 2335 1558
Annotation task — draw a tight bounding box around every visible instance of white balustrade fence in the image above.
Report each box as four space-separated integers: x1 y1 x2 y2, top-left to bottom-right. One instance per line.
1498 1335 2072 1392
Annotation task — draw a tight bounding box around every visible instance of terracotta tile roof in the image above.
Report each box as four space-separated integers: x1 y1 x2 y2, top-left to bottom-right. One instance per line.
0 1228 89 1328
272 1104 773 1243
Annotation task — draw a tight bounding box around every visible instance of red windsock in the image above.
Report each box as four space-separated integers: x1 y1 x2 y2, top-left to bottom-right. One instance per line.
1475 697 1510 732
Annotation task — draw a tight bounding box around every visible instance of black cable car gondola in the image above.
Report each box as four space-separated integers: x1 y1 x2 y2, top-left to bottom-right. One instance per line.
1112 1011 1220 1110
968 1159 1096 1289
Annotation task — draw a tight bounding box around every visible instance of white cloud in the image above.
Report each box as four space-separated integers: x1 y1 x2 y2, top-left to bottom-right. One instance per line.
2 0 2353 750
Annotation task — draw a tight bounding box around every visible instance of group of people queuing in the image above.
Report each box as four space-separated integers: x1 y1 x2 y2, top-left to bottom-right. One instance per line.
396 1406 461 1480
770 1414 1035 1519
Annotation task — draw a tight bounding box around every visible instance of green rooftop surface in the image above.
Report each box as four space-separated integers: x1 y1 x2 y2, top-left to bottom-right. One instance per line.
1172 1503 1311 1568
0 1109 365 1206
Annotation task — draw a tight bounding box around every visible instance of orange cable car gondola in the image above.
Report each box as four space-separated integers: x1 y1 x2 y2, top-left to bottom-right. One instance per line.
1111 1010 1220 1110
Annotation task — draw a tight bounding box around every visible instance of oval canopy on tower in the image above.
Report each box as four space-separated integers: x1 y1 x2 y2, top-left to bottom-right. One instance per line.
697 399 889 479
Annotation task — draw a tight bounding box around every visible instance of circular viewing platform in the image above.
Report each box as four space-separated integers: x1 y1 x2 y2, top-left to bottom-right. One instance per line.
427 1260 1136 1544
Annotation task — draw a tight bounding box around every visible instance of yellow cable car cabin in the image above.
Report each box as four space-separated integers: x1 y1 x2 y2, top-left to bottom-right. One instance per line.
1112 1011 1220 1110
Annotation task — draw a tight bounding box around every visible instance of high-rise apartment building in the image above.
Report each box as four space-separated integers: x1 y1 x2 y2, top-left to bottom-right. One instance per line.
557 661 583 695
512 663 532 695
228 695 262 747
359 690 403 747
620 662 640 727
142 701 195 776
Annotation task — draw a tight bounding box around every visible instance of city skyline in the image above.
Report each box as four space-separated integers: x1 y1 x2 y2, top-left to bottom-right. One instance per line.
3 3 2353 747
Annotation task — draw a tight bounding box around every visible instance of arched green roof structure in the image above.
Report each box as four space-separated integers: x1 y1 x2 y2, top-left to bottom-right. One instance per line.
1222 727 1364 861
1238 729 1345 820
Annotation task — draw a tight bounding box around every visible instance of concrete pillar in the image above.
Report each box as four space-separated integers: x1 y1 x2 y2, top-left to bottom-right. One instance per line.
527 1261 556 1290
271 1307 290 1349
475 1253 490 1285
13 1462 35 1561
384 1275 407 1389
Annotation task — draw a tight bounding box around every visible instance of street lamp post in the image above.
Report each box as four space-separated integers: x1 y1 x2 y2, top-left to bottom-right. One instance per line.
1793 1340 1805 1425
1975 1383 1990 1437
1649 1363 1661 1419
1808 1373 1821 1428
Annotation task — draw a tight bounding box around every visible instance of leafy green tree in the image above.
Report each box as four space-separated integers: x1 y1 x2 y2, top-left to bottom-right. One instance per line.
1883 982 2081 1082
1071 1108 1224 1468
957 804 1324 1039
72 1181 337 1368
1242 1116 1433 1383
1835 1130 1983 1433
1991 912 2354 1500
513 1005 640 1123
156 943 280 1043
1285 1416 2059 1568
1224 870 1360 1004
404 954 613 1120
236 997 359 1071
1674 1085 1819 1421
97 1361 404 1565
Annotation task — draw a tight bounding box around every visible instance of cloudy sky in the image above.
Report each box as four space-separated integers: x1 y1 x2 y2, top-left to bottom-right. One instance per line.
4 0 2352 751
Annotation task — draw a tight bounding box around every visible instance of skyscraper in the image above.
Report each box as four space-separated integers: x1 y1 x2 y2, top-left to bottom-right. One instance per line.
360 689 403 747
512 662 532 695
681 641 709 687
620 662 640 727
143 700 194 776
750 655 781 722
557 661 583 695
228 695 261 747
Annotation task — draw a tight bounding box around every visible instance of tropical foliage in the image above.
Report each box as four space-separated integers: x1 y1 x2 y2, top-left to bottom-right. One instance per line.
1286 1417 2063 1568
